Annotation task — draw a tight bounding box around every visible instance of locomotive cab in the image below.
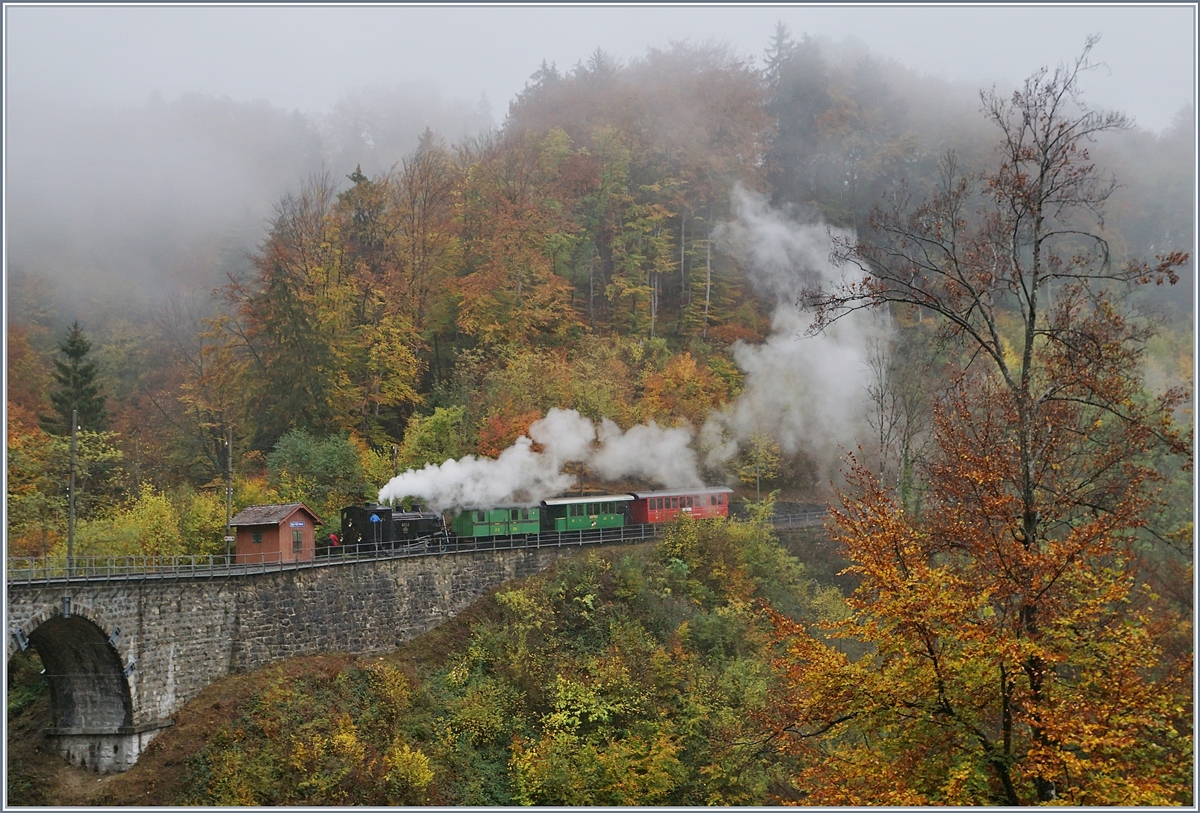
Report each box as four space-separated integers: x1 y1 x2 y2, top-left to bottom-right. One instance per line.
339 503 393 552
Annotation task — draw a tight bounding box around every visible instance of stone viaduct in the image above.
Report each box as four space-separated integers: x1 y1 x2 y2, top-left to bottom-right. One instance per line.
6 543 619 772
6 508 825 774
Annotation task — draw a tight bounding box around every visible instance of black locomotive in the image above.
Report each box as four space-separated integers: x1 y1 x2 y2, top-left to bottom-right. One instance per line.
328 503 447 554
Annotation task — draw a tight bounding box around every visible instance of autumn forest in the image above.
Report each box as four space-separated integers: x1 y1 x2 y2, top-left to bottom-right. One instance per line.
6 27 1194 805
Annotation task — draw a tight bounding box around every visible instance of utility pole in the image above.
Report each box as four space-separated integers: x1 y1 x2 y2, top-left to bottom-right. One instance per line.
224 426 234 564
68 408 77 578
703 234 712 339
755 450 761 503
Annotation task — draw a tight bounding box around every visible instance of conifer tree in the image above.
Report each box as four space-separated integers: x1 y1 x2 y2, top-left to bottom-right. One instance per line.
762 21 797 92
40 321 107 435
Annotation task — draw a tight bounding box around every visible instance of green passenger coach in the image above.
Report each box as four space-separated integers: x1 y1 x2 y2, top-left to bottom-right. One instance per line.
540 495 633 532
449 506 542 538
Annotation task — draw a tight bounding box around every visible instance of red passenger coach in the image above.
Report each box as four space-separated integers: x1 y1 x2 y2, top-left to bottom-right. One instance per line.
628 487 734 524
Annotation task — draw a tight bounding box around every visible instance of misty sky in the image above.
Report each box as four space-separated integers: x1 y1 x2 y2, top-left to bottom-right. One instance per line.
6 4 1196 132
3 3 1195 314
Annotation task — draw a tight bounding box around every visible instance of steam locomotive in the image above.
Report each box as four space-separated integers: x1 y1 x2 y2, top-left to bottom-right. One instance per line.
326 486 733 554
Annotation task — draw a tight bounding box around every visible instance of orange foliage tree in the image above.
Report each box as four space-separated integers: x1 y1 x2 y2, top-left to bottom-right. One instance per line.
767 40 1193 805
766 377 1192 804
640 352 731 428
455 131 581 348
476 410 544 459
207 172 425 450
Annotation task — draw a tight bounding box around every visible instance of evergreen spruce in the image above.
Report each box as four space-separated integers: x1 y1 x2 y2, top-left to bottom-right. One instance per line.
762 21 797 91
40 321 107 435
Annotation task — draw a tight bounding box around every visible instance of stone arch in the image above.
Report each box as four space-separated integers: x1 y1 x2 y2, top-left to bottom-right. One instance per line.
22 602 133 736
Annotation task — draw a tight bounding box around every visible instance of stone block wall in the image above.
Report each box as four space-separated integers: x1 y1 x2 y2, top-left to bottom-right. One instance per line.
7 542 602 770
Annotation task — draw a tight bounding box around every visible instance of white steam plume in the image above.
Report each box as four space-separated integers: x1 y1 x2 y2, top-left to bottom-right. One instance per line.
701 186 888 476
590 419 702 488
378 408 700 511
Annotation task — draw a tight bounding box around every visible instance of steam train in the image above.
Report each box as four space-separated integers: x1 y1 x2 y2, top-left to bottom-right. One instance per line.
326 486 734 554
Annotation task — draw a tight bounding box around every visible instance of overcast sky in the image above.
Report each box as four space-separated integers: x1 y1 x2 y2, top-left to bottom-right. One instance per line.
5 3 1196 133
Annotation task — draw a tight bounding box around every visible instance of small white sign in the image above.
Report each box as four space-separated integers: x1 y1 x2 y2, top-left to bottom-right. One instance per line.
289 521 306 527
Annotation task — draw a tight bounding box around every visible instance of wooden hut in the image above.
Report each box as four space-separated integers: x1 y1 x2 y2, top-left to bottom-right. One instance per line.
230 503 321 565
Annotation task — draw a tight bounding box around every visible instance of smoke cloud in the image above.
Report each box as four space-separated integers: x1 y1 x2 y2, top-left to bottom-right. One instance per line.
590 419 702 488
378 408 700 511
700 186 888 476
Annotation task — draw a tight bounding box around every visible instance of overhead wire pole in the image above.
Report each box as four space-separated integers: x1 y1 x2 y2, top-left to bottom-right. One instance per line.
224 426 234 565
68 408 77 579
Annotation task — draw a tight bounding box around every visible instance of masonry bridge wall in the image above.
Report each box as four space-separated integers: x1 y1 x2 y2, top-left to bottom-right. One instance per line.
6 546 580 772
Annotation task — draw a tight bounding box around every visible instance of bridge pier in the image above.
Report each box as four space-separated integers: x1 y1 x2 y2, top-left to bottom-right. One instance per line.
47 720 174 773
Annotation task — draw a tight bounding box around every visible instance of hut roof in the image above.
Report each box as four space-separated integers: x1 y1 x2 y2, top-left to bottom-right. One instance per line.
230 503 321 527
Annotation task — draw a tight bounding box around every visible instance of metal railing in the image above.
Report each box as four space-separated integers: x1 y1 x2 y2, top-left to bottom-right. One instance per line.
6 509 825 587
770 510 828 529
